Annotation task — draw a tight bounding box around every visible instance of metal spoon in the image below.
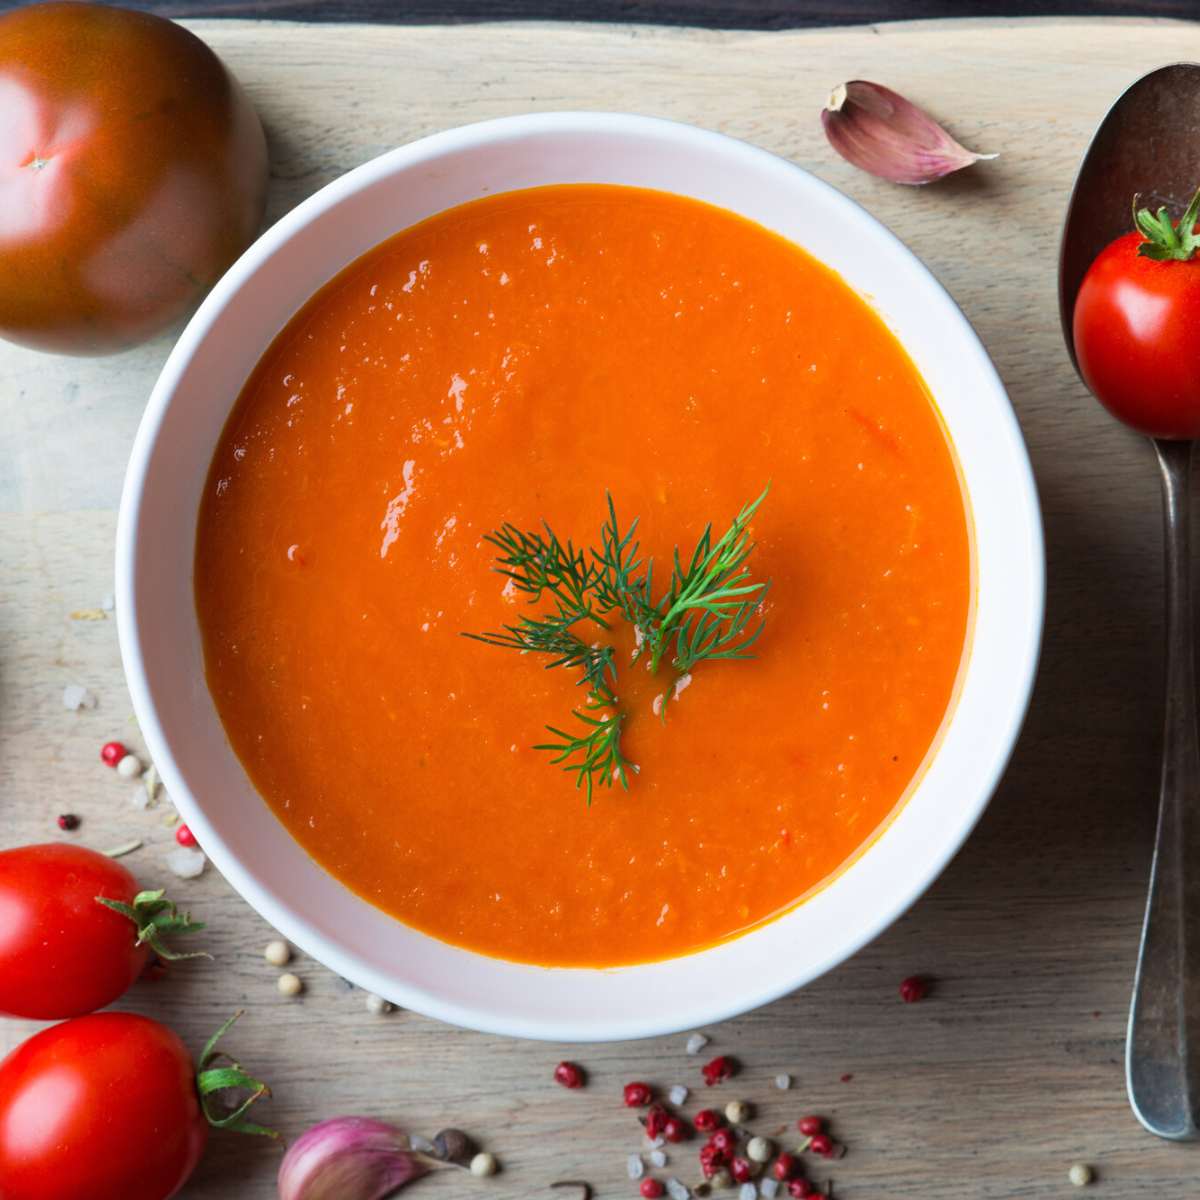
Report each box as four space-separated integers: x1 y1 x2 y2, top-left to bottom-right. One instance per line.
1059 61 1200 1142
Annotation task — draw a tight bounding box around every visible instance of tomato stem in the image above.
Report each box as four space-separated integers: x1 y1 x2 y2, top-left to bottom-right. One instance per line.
95 888 210 962
196 1012 279 1138
1134 185 1200 261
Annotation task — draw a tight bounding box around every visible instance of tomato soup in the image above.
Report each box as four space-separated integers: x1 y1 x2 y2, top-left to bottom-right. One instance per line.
195 185 971 967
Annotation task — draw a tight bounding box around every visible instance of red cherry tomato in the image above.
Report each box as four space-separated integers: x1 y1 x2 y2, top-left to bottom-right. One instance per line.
0 1014 208 1200
0 2 268 355
0 843 149 1018
1074 228 1200 438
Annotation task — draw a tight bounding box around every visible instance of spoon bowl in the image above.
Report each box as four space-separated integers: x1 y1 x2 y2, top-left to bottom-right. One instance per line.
1059 61 1200 1143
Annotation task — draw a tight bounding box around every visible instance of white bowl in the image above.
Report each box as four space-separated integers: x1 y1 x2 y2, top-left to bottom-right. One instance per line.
117 113 1043 1042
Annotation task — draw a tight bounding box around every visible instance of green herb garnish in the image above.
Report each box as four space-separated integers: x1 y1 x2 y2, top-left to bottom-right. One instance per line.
464 487 771 800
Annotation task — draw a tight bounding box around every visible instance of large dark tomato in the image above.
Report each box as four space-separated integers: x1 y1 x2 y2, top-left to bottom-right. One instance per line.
0 1014 208 1200
0 2 268 355
0 842 149 1018
1074 226 1200 439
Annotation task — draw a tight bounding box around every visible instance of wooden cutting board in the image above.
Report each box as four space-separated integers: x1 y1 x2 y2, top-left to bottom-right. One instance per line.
3 16 1199 1198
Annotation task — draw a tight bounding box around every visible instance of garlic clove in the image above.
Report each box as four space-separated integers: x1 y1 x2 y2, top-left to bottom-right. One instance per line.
278 1117 427 1200
821 80 996 186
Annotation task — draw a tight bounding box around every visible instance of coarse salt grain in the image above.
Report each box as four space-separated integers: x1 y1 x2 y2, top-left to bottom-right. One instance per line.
669 1084 689 1106
685 1033 709 1055
739 1185 756 1200
759 1179 779 1199
649 1149 667 1168
62 684 96 711
101 593 115 612
628 1154 645 1179
409 1134 435 1155
166 846 206 879
774 1074 791 1090
666 1179 690 1200
646 1135 665 1149
130 784 152 811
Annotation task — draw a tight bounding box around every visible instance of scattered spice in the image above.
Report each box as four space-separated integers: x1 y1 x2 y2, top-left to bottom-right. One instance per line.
116 753 143 779
796 1117 824 1138
773 1153 797 1180
640 1181 665 1199
432 1128 473 1164
746 1136 772 1163
551 1183 593 1200
624 1082 654 1107
665 1179 690 1200
685 1033 710 1056
62 683 97 710
649 1148 668 1168
838 1074 853 1084
264 939 292 966
628 1153 646 1180
364 992 392 1015
469 1152 498 1177
554 1060 586 1089
103 838 143 858
899 974 930 1003
175 824 198 848
277 972 303 997
668 1084 689 1106
774 1074 791 1091
821 80 995 185
56 813 80 831
694 1109 721 1133
1068 1163 1094 1187
663 1117 689 1143
808 1134 834 1158
724 1100 750 1124
729 1156 752 1183
166 846 206 879
100 740 127 767
69 607 108 621
701 1056 736 1086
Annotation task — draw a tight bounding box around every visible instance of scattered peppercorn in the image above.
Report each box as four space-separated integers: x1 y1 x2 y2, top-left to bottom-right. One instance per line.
899 974 930 1003
175 824 197 848
701 1055 736 1086
1068 1163 1094 1187
710 1128 737 1158
433 1128 473 1164
694 1109 722 1132
645 1104 670 1139
100 740 127 767
56 813 80 831
640 1181 665 1199
277 972 303 997
797 1116 824 1137
724 1100 751 1124
809 1133 834 1157
662 1116 689 1143
787 1181 813 1199
746 1136 772 1163
773 1153 797 1181
624 1081 653 1108
264 939 291 966
115 753 143 779
469 1152 498 1177
729 1157 752 1184
555 1061 585 1089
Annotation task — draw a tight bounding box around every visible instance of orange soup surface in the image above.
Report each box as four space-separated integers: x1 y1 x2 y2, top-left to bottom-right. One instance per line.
195 185 971 967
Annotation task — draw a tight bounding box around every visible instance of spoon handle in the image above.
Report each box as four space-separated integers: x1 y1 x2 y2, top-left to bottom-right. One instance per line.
1128 437 1200 1140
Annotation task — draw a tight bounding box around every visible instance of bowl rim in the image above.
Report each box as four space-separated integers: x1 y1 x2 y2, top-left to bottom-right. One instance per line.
116 111 1045 1041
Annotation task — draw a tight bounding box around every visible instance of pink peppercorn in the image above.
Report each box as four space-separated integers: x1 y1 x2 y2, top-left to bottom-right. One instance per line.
808 1133 833 1157
710 1128 737 1157
787 1181 813 1199
554 1061 584 1089
694 1108 722 1132
773 1153 798 1180
100 741 126 767
730 1157 752 1184
640 1181 665 1199
175 824 197 848
56 813 80 831
701 1054 736 1086
662 1116 689 1143
699 1142 728 1176
900 974 930 1003
645 1104 669 1139
797 1116 824 1137
624 1081 653 1107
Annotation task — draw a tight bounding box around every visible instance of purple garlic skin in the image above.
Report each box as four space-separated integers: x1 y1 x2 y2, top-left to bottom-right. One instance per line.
278 1117 427 1200
821 80 996 185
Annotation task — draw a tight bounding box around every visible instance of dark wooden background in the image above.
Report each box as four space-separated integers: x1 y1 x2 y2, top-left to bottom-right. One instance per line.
0 0 1196 29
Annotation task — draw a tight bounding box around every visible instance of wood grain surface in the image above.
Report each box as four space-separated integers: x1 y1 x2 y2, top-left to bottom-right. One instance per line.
3 16 1199 1198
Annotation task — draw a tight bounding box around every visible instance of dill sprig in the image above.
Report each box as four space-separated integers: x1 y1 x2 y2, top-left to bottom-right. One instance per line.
465 487 771 800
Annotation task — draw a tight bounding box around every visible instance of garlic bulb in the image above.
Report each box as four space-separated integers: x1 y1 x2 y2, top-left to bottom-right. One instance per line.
821 80 996 185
